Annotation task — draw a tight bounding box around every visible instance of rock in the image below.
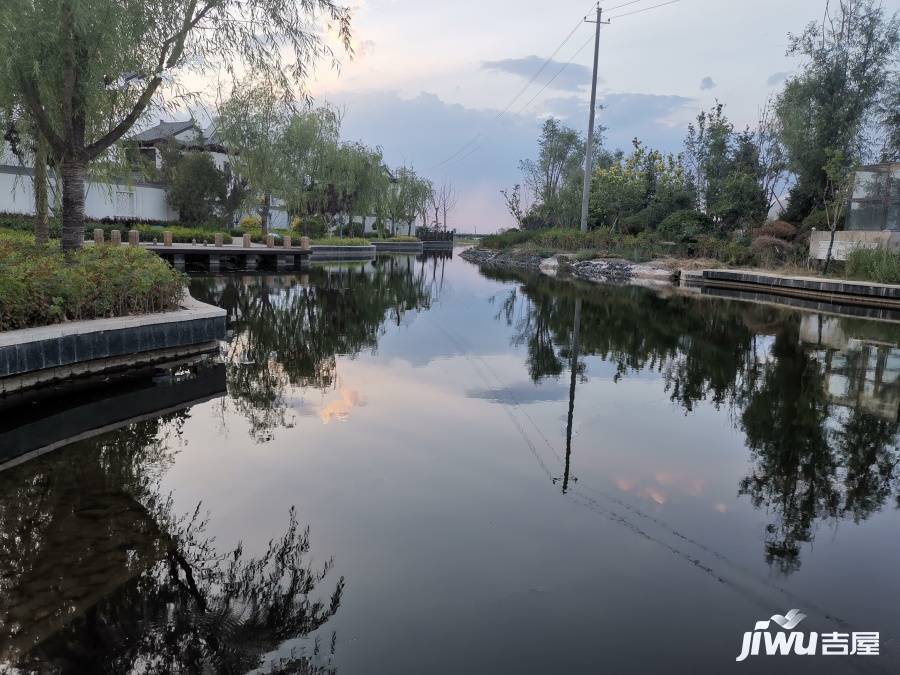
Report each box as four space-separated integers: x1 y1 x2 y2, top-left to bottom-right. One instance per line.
460 248 678 287
539 256 560 277
570 259 677 287
460 248 543 272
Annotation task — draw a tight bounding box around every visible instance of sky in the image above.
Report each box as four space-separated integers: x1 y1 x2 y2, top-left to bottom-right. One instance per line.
239 0 900 232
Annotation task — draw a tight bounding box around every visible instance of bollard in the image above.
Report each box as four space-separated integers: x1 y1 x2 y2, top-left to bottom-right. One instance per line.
110 229 122 245
242 234 252 248
283 235 292 249
266 234 275 248
300 236 311 251
214 232 224 247
93 228 104 245
128 229 140 246
163 230 173 247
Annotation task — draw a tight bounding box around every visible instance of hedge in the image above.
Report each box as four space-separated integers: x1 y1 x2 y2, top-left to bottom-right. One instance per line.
0 230 185 331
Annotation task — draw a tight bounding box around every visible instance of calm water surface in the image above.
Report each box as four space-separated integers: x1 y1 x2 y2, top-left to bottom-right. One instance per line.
2 251 900 674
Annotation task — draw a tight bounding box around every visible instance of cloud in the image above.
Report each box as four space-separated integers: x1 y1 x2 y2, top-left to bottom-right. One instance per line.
467 381 570 405
700 76 717 90
542 92 694 152
481 55 594 93
767 71 791 86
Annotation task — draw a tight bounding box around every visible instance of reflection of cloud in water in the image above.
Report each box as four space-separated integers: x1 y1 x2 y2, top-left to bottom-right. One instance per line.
466 381 570 405
319 388 367 424
615 471 706 506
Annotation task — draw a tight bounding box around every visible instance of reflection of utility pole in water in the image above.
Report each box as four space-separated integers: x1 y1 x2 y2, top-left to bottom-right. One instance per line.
556 298 582 494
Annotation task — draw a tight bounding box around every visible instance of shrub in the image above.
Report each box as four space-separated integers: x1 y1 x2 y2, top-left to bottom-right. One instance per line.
753 220 798 242
845 247 900 284
619 214 647 235
165 152 227 224
694 234 758 266
533 228 590 251
293 214 328 238
751 235 795 266
481 228 541 250
239 214 262 230
311 237 371 246
657 210 714 241
802 209 829 231
0 231 184 331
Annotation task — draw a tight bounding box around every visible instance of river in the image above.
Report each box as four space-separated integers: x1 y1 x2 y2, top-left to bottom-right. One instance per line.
1 250 899 674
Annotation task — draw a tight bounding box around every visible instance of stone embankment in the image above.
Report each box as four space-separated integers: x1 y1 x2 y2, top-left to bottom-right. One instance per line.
461 248 676 286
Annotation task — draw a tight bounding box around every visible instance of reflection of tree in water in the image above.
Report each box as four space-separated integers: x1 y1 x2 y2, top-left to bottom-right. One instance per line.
482 267 900 574
190 256 435 442
0 416 344 673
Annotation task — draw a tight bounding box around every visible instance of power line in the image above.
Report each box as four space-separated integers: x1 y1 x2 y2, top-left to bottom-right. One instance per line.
433 0 681 171
519 34 595 115
429 4 597 170
603 0 647 11
448 33 596 167
608 0 680 20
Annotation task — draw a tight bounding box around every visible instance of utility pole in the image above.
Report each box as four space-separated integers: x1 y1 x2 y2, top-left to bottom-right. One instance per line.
580 4 606 233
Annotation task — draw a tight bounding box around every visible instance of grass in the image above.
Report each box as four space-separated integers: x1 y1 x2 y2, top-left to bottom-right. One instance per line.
845 247 900 284
0 230 185 332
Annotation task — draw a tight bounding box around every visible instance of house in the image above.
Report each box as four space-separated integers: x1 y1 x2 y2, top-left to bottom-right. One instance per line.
809 162 900 261
0 118 396 233
130 119 231 176
845 162 900 231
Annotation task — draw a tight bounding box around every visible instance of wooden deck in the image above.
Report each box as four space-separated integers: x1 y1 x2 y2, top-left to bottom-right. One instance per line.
143 242 311 271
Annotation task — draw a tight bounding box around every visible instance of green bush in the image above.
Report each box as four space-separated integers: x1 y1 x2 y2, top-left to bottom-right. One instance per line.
0 231 185 331
311 237 371 247
657 210 714 241
368 235 419 242
293 214 328 238
694 234 758 266
481 229 542 250
239 214 262 230
845 247 900 284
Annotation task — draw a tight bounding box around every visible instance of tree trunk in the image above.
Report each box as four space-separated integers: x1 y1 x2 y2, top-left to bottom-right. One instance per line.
61 157 86 251
34 135 50 245
260 193 271 236
823 224 838 275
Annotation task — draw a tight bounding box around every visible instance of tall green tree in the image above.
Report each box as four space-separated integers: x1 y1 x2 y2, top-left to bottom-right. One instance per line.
217 80 293 235
776 0 899 222
387 167 429 236
165 151 227 224
0 0 351 250
520 118 586 228
279 106 341 221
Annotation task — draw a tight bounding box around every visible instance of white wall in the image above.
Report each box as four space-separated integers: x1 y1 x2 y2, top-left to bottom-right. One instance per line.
0 166 179 222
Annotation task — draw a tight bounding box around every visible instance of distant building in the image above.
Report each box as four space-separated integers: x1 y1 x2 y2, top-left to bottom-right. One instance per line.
846 162 900 231
0 118 401 234
130 119 231 175
809 162 900 261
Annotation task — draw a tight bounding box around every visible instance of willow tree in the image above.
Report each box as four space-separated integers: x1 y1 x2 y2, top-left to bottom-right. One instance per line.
217 80 293 235
325 142 388 237
0 0 351 251
387 167 430 236
279 106 341 220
